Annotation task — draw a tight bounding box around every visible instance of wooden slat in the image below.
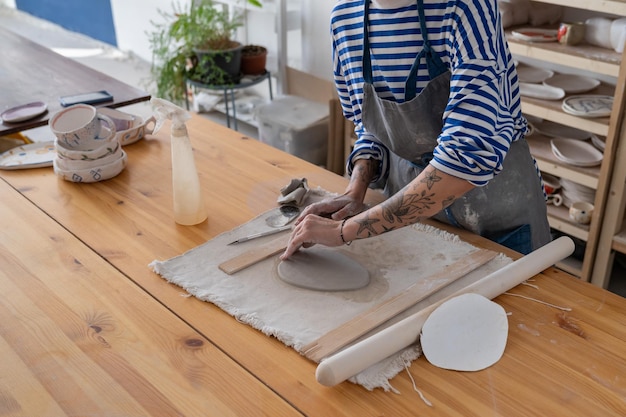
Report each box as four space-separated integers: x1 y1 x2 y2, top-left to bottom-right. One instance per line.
219 234 291 274
303 249 497 362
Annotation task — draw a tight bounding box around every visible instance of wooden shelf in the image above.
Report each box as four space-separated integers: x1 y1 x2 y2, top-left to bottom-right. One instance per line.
546 204 590 241
531 0 626 16
612 226 626 253
510 2 626 287
507 30 621 77
520 83 614 137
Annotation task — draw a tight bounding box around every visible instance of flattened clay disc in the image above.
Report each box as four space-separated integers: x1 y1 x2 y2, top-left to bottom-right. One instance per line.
277 247 370 291
420 293 508 372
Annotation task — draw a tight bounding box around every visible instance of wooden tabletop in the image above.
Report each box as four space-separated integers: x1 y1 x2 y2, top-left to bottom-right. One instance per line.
0 28 150 136
1 113 625 416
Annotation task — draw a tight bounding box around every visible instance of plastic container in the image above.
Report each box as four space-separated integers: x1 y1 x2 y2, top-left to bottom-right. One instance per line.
255 95 329 166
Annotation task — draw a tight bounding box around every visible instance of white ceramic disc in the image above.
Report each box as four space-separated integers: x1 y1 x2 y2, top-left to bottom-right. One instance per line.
421 293 508 372
551 138 603 167
562 95 614 118
543 74 600 94
591 134 606 151
0 141 56 170
1 101 47 123
277 247 370 292
520 82 565 100
511 28 558 42
516 65 554 83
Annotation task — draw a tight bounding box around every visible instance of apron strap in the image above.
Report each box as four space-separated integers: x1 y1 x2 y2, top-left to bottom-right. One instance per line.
405 0 448 100
363 0 374 84
362 0 448 98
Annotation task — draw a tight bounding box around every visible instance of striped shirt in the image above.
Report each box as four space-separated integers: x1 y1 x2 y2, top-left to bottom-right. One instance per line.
331 0 528 186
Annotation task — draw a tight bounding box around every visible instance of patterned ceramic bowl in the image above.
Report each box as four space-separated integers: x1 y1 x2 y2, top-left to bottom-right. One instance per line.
98 107 155 146
54 127 119 161
53 150 127 183
54 143 124 171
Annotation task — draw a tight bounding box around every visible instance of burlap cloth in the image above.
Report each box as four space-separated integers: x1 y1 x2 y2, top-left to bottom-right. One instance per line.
150 190 512 391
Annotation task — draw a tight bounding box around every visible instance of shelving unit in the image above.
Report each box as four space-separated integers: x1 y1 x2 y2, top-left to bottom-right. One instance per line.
507 0 626 285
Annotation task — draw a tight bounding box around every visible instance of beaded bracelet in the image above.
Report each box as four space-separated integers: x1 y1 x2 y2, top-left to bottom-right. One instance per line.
340 218 352 246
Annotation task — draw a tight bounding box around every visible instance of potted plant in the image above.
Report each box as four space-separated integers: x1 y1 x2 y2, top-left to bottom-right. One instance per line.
147 0 244 103
241 44 268 75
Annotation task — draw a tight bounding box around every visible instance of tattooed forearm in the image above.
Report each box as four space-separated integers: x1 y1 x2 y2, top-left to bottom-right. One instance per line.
350 166 471 240
351 159 379 185
355 215 380 237
421 167 442 189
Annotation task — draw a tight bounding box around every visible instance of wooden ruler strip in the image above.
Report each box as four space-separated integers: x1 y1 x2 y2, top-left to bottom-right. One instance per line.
303 248 498 362
219 234 290 275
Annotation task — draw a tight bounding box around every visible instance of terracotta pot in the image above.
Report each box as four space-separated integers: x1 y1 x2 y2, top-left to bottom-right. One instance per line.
241 45 267 75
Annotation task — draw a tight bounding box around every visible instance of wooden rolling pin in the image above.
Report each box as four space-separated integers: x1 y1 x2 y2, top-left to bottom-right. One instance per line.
315 236 575 387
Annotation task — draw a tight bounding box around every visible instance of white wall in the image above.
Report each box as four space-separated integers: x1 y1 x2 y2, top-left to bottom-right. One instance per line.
109 0 334 82
110 0 184 63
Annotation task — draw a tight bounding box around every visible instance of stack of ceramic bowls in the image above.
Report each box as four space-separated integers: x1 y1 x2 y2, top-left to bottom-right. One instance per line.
559 178 596 208
50 104 127 183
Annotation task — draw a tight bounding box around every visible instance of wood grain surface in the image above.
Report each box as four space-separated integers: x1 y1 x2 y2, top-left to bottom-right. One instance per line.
0 181 299 417
1 113 625 416
0 28 150 136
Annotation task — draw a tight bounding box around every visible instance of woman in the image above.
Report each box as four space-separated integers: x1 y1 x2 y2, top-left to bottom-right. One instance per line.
281 0 550 260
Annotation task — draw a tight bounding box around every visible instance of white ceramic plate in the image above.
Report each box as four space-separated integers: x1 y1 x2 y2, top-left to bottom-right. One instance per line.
562 95 614 118
516 65 554 83
1 101 47 123
520 82 565 100
543 74 601 94
591 134 606 151
532 119 591 140
511 28 558 42
0 141 56 170
551 138 603 167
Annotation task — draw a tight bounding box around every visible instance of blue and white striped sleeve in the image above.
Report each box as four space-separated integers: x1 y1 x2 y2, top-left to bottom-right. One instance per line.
430 0 526 186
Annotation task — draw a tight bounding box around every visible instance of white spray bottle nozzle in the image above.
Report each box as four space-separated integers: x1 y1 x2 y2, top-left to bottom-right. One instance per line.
150 97 192 134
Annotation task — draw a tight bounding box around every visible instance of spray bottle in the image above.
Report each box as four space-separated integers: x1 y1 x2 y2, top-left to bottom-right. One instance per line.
151 97 207 225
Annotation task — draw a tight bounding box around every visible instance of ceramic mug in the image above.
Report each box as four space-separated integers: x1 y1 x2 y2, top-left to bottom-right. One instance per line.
50 104 116 151
558 21 586 46
547 193 563 206
569 201 594 225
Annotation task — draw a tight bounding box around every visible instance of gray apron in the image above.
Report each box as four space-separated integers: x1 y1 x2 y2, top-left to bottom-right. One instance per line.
360 0 550 254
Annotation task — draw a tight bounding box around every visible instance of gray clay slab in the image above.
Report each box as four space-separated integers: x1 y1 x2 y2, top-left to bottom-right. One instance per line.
277 247 370 291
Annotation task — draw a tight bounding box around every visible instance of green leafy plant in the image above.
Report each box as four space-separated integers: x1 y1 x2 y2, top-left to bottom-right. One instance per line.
147 0 244 103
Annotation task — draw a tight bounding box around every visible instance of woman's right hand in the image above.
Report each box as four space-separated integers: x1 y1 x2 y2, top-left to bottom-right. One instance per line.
295 194 368 225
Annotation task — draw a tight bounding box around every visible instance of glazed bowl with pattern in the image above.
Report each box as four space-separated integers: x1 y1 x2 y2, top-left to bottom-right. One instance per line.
53 150 127 183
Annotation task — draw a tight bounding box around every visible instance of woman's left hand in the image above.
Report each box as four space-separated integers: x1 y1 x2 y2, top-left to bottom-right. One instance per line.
280 214 344 260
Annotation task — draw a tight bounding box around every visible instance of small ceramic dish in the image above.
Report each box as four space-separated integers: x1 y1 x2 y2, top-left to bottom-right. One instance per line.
1 101 48 123
98 107 136 131
511 28 558 42
543 74 600 94
516 65 554 84
53 150 127 183
519 82 565 100
54 144 124 171
0 141 56 170
97 108 155 146
551 138 603 167
562 95 614 118
55 128 119 161
116 115 156 146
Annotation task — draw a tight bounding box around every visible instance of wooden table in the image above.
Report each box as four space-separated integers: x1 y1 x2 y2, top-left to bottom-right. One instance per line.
1 114 625 416
0 28 150 136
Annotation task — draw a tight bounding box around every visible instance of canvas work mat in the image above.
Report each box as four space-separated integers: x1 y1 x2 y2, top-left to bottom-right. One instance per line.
150 201 513 391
